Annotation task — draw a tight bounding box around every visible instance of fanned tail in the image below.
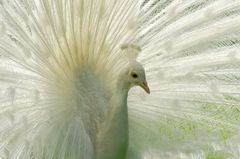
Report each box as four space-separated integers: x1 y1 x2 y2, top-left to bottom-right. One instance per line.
1 0 240 159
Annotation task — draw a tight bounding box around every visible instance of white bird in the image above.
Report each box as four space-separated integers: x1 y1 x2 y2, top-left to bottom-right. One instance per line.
1 0 240 159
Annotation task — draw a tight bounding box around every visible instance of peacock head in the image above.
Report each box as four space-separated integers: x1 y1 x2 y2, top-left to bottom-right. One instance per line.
120 44 150 94
126 61 150 94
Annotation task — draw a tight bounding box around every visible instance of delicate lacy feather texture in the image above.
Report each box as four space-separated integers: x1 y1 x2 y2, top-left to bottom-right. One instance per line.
0 0 240 158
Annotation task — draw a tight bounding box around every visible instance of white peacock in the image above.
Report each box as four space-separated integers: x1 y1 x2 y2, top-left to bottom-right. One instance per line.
0 0 240 159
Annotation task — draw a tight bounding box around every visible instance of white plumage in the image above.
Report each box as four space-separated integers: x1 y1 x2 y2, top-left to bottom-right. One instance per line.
1 0 240 158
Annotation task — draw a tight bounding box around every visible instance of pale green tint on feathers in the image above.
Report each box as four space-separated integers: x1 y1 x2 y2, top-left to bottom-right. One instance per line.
1 0 240 159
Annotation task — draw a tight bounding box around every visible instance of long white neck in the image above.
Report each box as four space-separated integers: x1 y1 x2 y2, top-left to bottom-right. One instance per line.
96 74 130 159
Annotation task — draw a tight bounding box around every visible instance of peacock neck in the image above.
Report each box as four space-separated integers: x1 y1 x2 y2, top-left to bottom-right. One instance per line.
96 76 130 159
109 73 131 128
116 76 131 96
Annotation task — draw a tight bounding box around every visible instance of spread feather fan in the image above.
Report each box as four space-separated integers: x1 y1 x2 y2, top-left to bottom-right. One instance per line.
0 0 240 158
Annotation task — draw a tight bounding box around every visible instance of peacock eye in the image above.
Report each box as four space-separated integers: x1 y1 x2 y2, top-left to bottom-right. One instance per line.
132 73 138 78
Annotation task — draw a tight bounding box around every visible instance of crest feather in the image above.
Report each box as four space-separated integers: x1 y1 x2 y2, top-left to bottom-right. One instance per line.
121 43 141 61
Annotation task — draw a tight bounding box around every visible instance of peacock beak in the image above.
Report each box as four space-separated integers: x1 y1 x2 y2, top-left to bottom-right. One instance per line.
140 81 150 94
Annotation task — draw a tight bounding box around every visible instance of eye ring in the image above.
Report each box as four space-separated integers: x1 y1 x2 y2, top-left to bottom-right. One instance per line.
132 73 138 78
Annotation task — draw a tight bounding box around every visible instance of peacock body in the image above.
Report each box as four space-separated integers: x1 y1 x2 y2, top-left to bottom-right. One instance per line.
1 0 240 158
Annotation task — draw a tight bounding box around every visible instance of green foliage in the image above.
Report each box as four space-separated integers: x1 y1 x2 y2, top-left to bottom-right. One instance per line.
206 150 233 159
